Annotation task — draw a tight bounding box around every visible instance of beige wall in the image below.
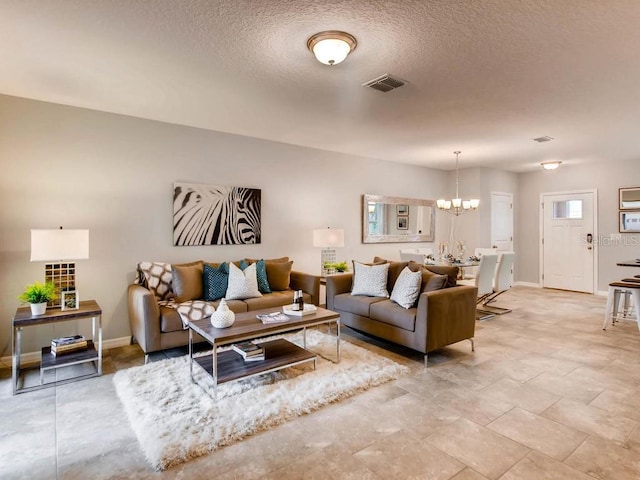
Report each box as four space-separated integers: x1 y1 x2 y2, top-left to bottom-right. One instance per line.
516 161 640 290
0 94 452 356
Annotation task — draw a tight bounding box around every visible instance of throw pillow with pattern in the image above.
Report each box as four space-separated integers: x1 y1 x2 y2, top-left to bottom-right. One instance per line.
203 263 229 301
136 261 173 300
351 261 389 297
225 262 262 300
390 266 423 309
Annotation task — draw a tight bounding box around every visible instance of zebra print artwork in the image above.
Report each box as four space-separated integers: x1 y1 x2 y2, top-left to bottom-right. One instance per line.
173 182 261 246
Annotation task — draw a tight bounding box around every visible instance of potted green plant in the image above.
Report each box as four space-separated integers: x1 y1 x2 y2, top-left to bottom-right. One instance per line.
18 281 58 315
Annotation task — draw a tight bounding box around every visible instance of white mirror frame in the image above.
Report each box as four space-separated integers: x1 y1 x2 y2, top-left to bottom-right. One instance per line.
362 194 436 244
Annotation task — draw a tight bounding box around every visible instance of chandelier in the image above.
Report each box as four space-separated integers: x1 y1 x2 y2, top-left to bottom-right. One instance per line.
436 151 479 216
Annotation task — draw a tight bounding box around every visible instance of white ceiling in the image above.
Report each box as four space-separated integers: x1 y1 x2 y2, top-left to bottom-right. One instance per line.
2 0 640 172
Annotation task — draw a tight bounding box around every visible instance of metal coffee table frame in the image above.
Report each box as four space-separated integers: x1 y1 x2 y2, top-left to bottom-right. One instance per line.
188 307 340 400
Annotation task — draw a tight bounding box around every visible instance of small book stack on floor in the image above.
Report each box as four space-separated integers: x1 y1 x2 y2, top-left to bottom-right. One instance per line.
51 335 88 356
231 341 265 362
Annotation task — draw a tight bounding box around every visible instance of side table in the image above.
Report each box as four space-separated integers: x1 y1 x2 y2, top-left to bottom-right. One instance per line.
12 300 102 395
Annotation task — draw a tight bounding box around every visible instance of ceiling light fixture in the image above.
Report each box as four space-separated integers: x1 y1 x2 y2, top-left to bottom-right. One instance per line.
541 161 562 170
437 151 479 216
307 30 357 66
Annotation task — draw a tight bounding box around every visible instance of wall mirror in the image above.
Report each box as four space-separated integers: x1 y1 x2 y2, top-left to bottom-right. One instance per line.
619 187 640 210
363 194 436 243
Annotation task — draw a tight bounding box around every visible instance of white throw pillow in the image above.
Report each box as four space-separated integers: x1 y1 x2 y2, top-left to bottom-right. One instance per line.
390 267 423 309
351 262 389 297
225 262 262 300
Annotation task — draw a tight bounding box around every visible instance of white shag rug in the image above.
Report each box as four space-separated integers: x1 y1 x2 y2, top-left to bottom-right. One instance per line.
113 329 408 471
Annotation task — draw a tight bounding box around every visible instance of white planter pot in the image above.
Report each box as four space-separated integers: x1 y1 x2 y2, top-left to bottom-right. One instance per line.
30 302 47 316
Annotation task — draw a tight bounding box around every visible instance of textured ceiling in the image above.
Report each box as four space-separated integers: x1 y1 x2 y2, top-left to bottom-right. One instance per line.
2 0 640 171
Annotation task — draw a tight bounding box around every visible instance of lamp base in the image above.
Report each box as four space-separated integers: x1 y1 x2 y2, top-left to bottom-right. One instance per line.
45 262 76 307
320 248 337 276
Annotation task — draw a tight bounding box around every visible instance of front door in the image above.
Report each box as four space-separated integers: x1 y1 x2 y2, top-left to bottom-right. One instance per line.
541 191 596 293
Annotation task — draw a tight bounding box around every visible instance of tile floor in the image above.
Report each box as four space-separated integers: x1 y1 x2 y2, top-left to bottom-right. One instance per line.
2 286 640 479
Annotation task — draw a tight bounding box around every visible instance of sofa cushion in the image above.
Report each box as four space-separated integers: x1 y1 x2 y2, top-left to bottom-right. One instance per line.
407 261 458 288
203 263 229 301
264 260 293 291
390 267 422 309
352 261 389 297
241 259 271 294
244 291 296 310
420 270 448 293
370 300 417 332
137 261 174 301
172 261 204 303
334 293 386 317
226 262 262 300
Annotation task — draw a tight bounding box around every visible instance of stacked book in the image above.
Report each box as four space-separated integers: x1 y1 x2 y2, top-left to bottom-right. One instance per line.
231 341 265 362
51 335 88 356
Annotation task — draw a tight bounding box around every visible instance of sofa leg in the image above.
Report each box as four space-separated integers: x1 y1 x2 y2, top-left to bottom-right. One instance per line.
469 338 475 352
424 354 428 369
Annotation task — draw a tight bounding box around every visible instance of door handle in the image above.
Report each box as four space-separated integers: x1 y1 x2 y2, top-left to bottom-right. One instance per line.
586 233 593 250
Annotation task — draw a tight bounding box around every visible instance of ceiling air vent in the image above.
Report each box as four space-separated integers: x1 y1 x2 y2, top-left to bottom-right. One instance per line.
533 136 554 143
362 74 406 93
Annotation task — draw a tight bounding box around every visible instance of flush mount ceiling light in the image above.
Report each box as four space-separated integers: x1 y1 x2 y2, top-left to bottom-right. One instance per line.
541 161 562 170
307 30 357 65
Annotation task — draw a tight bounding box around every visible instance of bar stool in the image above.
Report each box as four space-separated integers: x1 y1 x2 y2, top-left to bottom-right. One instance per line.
603 281 640 331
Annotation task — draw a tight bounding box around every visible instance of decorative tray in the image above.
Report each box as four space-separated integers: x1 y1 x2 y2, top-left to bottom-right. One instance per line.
282 304 318 317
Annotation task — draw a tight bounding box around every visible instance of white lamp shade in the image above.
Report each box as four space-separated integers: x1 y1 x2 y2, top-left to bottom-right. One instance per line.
313 228 345 248
31 229 90 261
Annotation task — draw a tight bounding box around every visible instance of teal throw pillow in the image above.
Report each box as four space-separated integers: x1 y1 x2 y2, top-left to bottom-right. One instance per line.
240 259 271 294
203 263 229 301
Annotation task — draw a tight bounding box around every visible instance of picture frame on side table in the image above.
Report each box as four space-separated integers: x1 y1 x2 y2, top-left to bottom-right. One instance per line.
620 210 640 233
61 290 79 311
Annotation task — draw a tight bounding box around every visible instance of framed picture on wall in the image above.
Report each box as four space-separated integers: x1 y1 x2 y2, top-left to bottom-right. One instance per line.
619 187 640 210
620 211 640 233
396 204 409 215
397 216 408 230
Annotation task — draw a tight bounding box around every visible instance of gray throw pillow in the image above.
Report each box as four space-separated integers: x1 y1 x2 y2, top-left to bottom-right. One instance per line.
390 267 423 309
225 262 262 300
351 261 389 297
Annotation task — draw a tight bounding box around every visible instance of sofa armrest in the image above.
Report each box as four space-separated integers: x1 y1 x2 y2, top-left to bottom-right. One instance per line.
127 284 161 354
416 285 478 352
326 273 353 310
290 271 321 306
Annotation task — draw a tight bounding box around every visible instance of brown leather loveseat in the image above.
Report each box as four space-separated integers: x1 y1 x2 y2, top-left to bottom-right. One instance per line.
326 259 477 366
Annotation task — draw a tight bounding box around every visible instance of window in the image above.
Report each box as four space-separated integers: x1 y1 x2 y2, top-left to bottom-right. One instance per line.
553 200 582 219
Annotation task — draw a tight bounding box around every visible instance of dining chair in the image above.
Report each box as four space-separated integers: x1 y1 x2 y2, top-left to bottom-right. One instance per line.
416 247 434 256
463 247 498 280
477 252 516 315
400 252 426 264
459 254 499 320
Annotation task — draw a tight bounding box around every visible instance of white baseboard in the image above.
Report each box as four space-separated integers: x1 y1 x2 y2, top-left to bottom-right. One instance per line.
0 336 132 369
514 281 541 288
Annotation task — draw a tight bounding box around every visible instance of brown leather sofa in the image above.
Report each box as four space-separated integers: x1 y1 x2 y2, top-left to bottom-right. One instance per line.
326 260 477 366
128 260 320 360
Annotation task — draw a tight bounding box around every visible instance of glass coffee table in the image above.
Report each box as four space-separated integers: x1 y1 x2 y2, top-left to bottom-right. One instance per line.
188 306 340 399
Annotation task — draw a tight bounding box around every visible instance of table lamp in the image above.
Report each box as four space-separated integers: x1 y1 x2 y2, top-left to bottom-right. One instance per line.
313 228 344 275
31 227 89 308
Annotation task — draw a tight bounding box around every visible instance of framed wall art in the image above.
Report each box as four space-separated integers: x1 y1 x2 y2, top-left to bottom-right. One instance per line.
620 210 640 233
173 182 261 246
